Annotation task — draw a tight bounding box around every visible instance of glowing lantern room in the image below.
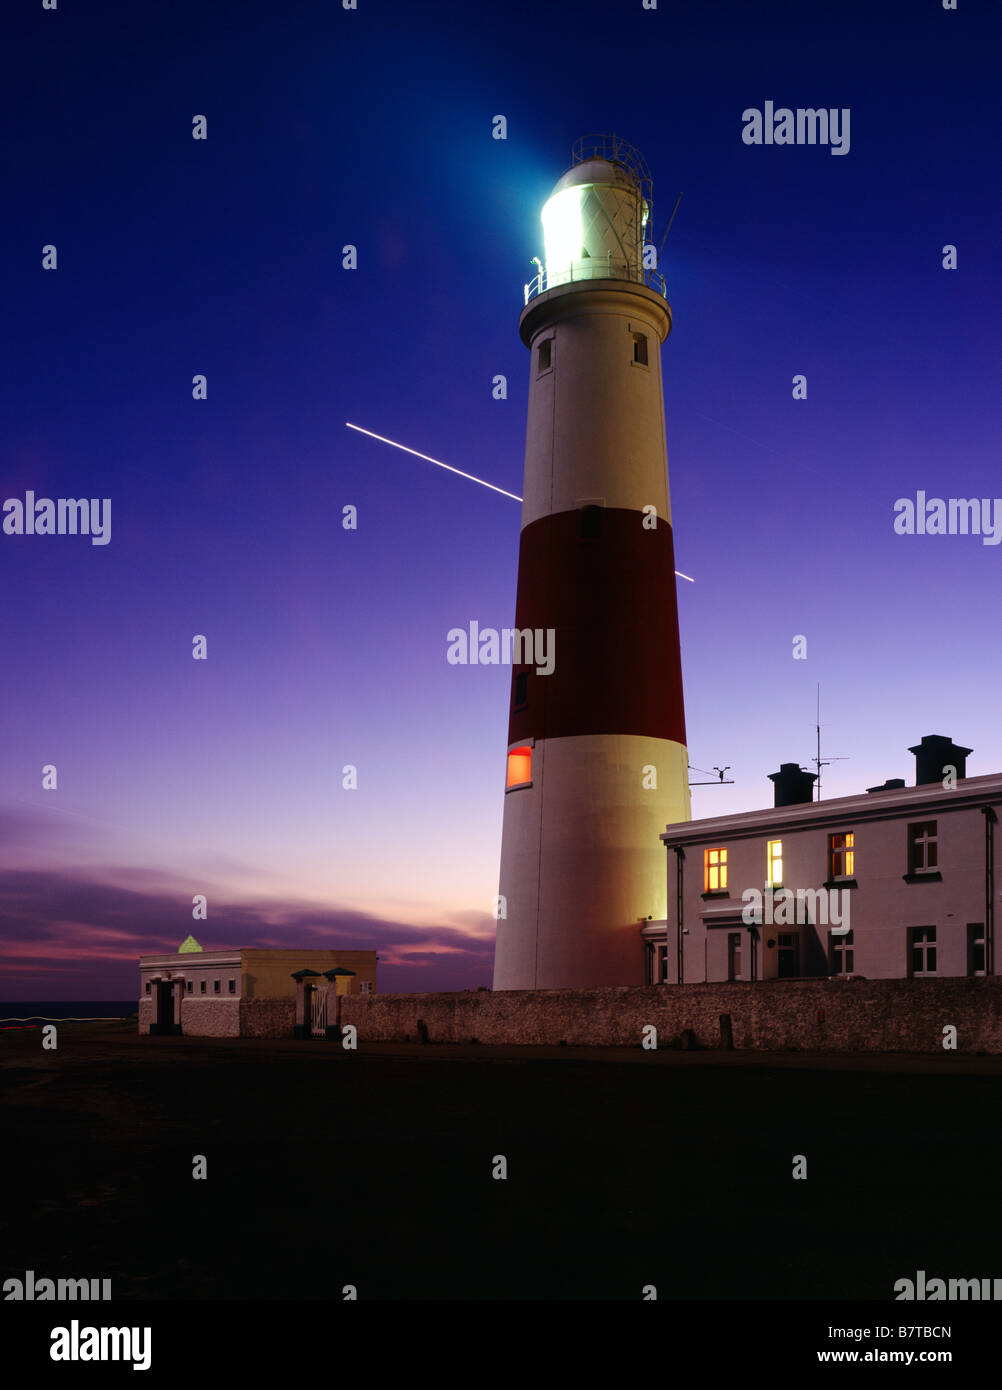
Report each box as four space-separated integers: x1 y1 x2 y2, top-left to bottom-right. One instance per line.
533 135 654 298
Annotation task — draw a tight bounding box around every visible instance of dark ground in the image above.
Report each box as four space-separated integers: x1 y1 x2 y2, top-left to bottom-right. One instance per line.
3 1024 1002 1300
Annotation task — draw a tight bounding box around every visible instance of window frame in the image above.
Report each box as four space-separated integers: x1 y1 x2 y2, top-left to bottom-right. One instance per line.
908 926 937 977
828 928 854 976
828 831 855 880
580 504 603 539
505 738 534 792
704 846 728 893
908 821 938 875
767 839 783 887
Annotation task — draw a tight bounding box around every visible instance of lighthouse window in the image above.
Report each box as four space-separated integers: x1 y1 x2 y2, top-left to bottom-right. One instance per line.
506 745 532 789
537 338 552 371
580 505 603 539
513 671 528 709
632 332 648 365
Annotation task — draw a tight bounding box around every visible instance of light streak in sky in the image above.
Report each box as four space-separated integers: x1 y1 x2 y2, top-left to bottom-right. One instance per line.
346 422 694 580
346 423 523 502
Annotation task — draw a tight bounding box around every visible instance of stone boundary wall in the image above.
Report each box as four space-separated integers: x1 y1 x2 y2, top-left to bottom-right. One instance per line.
341 978 1002 1053
179 998 240 1036
239 998 295 1037
138 996 239 1036
137 997 294 1037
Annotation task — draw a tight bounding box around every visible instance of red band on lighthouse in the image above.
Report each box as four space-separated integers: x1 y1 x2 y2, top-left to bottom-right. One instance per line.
507 507 687 747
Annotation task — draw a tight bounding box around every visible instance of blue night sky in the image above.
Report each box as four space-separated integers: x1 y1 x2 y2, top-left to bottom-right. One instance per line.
2 0 1000 998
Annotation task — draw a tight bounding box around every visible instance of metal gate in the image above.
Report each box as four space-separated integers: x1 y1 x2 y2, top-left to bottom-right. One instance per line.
310 987 327 1038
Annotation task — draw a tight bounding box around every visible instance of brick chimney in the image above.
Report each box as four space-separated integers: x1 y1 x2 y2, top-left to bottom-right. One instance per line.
908 735 972 786
768 762 817 807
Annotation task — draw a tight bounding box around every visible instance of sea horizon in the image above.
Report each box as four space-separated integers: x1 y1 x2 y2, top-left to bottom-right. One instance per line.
0 1001 137 1022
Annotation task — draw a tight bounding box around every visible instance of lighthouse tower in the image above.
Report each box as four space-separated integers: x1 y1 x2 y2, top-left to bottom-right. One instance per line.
493 136 690 992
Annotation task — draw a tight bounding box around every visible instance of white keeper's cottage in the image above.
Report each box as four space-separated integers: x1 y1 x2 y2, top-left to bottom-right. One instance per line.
652 736 997 986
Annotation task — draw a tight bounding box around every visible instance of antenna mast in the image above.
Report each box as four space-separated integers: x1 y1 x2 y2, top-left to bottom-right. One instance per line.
813 684 848 801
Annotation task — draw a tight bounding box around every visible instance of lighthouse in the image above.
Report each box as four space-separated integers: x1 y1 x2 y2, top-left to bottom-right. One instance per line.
493 136 690 992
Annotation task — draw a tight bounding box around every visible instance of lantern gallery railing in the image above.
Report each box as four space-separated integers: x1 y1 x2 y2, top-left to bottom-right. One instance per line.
524 259 667 305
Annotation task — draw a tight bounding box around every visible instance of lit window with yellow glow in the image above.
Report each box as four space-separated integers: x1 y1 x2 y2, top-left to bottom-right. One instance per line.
506 745 532 789
828 832 854 879
704 847 727 892
767 839 783 885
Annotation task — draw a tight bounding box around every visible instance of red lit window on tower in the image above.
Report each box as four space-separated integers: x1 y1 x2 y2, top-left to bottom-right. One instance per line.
506 745 532 789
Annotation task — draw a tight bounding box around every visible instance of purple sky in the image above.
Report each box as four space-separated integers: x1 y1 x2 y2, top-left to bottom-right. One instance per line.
3 0 1001 998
